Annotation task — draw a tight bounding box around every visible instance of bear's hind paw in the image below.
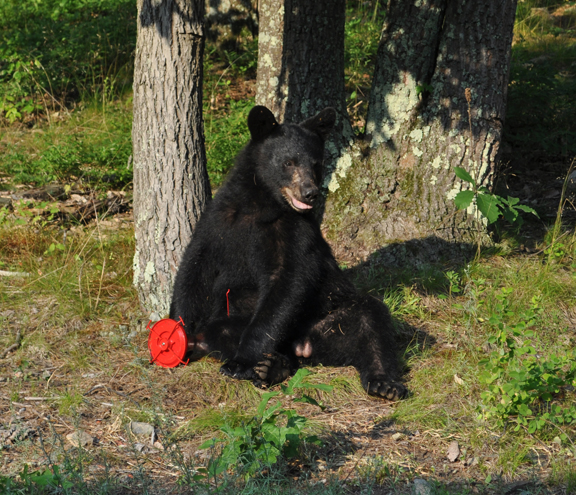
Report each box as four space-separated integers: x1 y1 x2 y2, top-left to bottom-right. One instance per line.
253 352 292 386
364 377 407 401
220 359 256 381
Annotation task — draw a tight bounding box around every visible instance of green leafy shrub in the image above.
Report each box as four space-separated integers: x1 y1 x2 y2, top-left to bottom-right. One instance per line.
201 369 332 480
478 288 576 436
453 166 538 226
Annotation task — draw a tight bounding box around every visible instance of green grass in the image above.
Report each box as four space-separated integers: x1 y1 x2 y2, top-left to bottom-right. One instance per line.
0 0 135 122
505 0 576 156
1 99 133 188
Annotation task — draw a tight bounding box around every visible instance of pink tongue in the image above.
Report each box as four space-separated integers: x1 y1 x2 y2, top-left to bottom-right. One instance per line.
291 196 312 210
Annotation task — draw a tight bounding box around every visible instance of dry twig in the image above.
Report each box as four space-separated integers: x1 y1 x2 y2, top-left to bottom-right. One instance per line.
0 329 23 359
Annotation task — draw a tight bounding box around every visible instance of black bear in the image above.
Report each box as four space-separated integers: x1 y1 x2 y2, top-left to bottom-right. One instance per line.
170 106 406 400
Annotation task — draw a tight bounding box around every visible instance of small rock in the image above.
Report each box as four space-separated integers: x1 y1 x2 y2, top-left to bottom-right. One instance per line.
447 440 460 462
466 456 478 466
129 421 156 445
134 442 146 452
66 431 94 448
70 194 87 203
153 440 164 450
149 312 160 322
129 421 154 436
414 478 432 495
454 374 464 385
391 432 404 441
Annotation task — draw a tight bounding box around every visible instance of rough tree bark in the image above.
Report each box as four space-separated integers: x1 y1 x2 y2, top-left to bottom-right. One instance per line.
257 0 518 265
133 0 211 315
324 0 518 263
256 0 353 153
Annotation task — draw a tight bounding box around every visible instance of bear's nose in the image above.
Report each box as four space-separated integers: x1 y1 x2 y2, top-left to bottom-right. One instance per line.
302 184 318 203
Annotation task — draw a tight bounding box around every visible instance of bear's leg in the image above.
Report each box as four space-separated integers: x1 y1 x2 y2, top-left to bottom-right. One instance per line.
188 317 247 362
304 296 407 400
196 317 295 385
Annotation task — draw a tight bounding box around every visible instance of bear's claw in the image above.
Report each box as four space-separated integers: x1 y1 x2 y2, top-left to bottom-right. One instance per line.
253 352 292 386
220 359 256 381
364 376 407 401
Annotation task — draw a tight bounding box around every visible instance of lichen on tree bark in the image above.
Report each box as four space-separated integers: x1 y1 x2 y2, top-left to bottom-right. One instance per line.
321 0 518 264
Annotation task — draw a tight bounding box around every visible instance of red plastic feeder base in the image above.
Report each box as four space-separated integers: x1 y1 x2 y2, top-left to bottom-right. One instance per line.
148 317 190 368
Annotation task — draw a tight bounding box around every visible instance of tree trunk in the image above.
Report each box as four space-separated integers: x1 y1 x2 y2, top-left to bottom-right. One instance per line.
255 0 353 150
132 0 211 315
322 0 518 264
255 0 517 264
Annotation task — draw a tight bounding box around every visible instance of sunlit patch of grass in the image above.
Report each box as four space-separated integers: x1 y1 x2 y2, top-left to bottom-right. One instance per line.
57 390 84 416
393 348 480 432
0 98 133 188
507 1 576 155
496 435 536 477
550 458 576 492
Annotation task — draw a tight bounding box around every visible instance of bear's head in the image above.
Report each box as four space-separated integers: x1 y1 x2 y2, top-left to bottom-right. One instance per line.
247 106 336 213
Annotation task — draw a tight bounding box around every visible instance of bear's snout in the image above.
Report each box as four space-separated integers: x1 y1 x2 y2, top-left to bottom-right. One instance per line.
301 181 318 203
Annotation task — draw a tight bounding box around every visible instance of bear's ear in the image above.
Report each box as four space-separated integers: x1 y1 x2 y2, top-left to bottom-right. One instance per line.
301 107 337 140
248 106 279 142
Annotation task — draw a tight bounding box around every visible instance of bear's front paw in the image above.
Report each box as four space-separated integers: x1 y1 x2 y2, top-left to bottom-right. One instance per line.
220 359 256 381
253 352 292 387
363 376 407 401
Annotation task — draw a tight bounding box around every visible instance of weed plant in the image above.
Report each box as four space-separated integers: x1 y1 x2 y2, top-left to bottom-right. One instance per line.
200 369 331 481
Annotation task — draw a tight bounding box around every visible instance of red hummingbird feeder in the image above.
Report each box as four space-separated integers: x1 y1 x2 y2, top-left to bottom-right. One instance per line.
147 317 191 368
148 290 231 368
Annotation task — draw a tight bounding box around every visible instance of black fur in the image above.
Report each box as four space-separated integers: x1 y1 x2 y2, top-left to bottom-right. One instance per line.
170 106 406 400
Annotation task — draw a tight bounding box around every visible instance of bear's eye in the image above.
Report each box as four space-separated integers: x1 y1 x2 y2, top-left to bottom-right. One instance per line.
282 160 294 168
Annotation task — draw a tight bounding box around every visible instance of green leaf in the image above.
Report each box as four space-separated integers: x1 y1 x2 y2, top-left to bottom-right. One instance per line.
454 166 475 185
293 395 322 409
200 438 221 449
282 368 311 394
299 382 333 392
477 193 501 224
260 400 282 421
514 204 539 217
256 391 280 416
502 206 519 223
454 190 474 210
